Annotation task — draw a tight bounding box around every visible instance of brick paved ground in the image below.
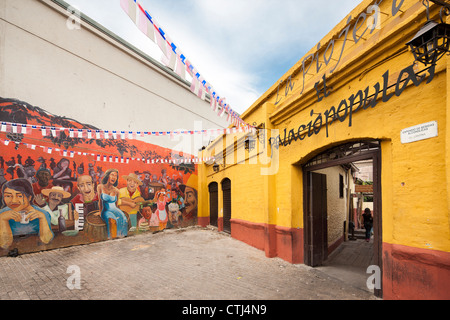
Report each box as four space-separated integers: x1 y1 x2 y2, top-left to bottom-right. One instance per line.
0 226 377 301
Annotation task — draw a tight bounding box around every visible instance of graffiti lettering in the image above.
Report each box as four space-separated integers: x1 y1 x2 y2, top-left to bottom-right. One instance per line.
276 0 406 106
314 74 332 102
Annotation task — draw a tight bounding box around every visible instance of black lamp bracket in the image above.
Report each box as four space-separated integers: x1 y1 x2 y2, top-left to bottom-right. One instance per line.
426 0 450 23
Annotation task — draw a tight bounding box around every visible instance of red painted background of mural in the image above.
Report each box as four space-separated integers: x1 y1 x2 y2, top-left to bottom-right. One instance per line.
0 97 198 256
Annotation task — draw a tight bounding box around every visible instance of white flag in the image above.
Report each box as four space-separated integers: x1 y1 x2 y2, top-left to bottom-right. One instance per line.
175 55 186 80
137 7 156 42
121 0 137 24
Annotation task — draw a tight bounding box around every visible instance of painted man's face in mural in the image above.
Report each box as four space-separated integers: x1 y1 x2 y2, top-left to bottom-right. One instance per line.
127 178 138 194
36 170 51 187
184 186 197 214
77 175 95 202
3 188 32 212
48 192 63 208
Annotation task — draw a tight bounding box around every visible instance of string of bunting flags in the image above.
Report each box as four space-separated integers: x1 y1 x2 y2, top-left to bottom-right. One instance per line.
0 137 215 165
119 0 251 129
0 121 255 140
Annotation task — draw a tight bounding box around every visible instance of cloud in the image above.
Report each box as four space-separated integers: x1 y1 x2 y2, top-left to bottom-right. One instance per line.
65 0 362 114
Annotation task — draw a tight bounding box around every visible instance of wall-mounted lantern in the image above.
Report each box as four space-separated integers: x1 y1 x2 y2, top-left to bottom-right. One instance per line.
245 137 256 151
406 0 450 66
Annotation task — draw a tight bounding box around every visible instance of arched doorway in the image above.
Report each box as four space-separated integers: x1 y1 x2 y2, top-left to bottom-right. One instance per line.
209 182 218 227
221 178 231 234
302 140 382 298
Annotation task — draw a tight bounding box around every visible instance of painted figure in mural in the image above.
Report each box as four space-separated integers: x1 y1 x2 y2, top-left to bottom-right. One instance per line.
71 175 98 205
6 157 15 179
139 171 152 200
53 158 72 181
171 188 185 211
37 157 47 170
71 175 99 227
159 169 168 186
39 186 78 231
24 156 35 167
0 171 6 187
154 188 169 230
97 169 128 239
0 179 53 249
118 173 144 231
179 174 198 222
32 168 53 206
138 204 153 232
77 162 84 176
88 163 96 184
168 201 182 228
49 158 56 172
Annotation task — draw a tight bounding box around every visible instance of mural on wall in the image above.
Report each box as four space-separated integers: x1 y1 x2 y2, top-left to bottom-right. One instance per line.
0 97 198 256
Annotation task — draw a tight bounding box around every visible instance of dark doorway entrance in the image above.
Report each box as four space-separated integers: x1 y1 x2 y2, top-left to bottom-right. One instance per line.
209 182 218 227
222 178 231 234
305 172 328 267
302 140 382 298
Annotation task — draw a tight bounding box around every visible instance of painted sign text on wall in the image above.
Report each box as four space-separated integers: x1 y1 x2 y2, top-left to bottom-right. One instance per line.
269 63 436 150
274 0 406 106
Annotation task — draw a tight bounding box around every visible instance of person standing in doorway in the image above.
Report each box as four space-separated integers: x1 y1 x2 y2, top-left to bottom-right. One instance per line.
362 208 373 242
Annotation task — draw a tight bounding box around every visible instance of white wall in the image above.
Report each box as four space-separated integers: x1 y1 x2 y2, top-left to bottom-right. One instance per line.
0 0 229 154
315 166 349 246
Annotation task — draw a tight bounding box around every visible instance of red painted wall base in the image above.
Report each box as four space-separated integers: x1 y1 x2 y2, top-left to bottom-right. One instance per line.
382 243 450 300
229 219 303 264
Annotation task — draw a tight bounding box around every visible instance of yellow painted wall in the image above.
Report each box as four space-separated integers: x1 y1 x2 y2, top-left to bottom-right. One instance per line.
199 0 450 254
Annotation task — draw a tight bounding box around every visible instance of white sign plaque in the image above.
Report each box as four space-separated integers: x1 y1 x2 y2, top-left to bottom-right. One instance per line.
401 121 438 144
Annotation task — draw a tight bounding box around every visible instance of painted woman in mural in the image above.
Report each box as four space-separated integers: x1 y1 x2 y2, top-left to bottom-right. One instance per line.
0 179 54 249
154 188 169 230
53 158 72 181
96 169 128 239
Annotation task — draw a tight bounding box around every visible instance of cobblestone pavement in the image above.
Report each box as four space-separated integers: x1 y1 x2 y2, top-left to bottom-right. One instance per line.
0 226 378 301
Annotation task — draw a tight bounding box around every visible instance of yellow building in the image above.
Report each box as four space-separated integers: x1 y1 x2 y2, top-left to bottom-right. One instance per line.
198 0 450 300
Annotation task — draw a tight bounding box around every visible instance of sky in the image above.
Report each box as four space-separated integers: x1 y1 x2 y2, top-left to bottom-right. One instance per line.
65 0 362 115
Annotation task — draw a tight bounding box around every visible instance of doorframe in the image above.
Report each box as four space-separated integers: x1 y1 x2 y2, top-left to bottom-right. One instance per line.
221 178 232 234
304 171 328 267
208 182 219 227
302 143 382 298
